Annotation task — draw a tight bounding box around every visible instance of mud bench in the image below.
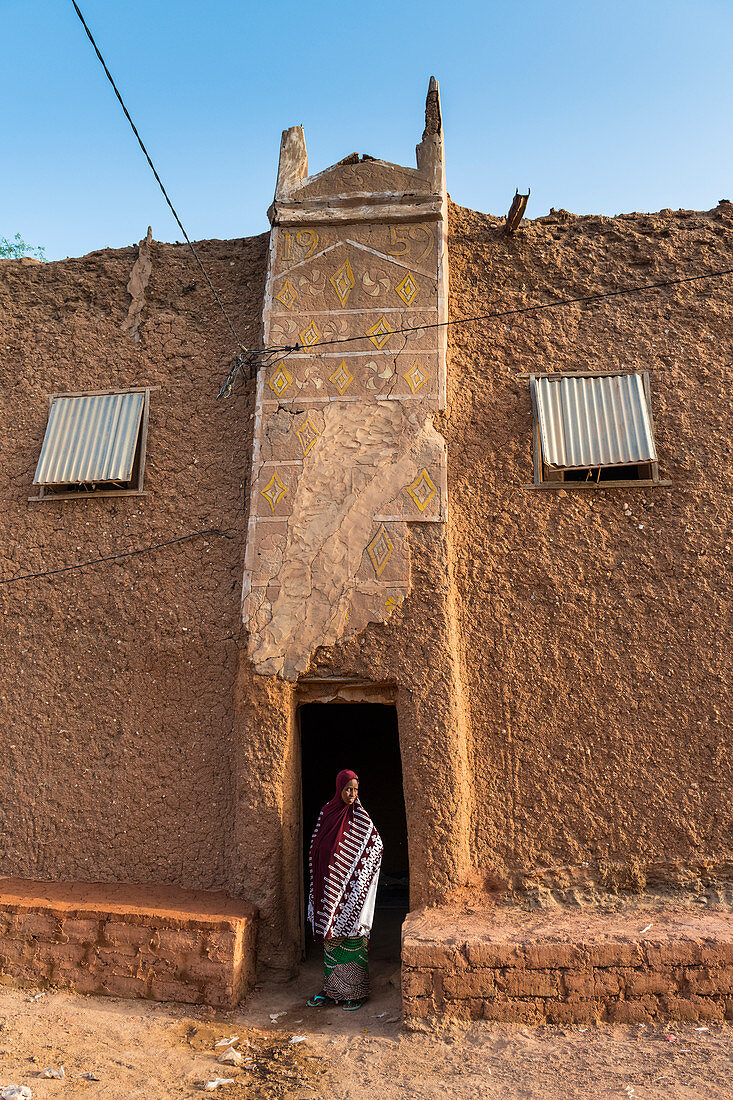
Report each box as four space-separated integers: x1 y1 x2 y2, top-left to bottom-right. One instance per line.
402 905 733 1024
0 878 257 1007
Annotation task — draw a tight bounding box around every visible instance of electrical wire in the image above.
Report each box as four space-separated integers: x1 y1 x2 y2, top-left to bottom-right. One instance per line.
0 528 233 587
67 1 733 381
69 0 252 356
217 347 288 399
278 263 733 356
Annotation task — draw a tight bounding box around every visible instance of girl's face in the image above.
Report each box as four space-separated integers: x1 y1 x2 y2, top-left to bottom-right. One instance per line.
341 779 359 805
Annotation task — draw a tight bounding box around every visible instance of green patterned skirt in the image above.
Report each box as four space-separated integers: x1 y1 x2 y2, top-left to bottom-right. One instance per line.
322 935 369 1002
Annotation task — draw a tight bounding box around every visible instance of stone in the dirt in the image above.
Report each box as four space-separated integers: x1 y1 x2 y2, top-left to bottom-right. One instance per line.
1 1088 33 1100
41 1067 65 1079
217 1047 243 1065
214 1035 239 1048
203 1080 235 1091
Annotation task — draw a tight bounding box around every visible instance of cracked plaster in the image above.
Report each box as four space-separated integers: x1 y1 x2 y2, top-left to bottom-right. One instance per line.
249 400 446 678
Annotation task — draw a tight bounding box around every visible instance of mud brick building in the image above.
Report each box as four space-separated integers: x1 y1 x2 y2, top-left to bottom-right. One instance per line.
1 80 731 1021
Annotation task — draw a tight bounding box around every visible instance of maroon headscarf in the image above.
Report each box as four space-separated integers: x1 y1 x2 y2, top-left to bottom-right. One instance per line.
309 769 358 930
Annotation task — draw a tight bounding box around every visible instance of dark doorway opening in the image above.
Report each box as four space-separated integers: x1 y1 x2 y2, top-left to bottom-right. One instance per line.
299 702 408 965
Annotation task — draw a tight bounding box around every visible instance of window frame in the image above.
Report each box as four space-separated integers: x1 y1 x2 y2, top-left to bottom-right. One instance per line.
526 369 671 490
29 386 151 502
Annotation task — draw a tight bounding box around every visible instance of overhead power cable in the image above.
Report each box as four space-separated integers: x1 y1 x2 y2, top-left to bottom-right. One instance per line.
69 1 252 357
275 263 733 357
0 528 233 587
68 0 733 387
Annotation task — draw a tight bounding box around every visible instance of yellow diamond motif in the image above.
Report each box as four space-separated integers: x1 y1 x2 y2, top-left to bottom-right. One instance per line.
367 524 394 578
268 366 293 396
274 279 298 309
296 417 319 456
329 260 356 306
329 360 354 394
261 471 288 512
367 317 395 349
299 321 322 348
395 271 418 306
385 593 405 611
406 468 437 513
404 360 427 393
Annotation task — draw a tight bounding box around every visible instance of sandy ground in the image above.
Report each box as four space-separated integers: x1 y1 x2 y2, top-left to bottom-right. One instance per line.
1 915 732 1100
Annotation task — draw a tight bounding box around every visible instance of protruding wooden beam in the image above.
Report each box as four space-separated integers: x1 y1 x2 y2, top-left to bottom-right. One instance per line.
505 188 530 234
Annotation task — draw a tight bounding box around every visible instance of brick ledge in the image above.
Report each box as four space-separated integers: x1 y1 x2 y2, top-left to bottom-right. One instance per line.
402 904 733 1024
0 877 257 1008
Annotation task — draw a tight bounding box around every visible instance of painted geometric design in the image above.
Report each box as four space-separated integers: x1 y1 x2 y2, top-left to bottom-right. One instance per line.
299 321 322 347
395 271 418 306
296 417 320 456
269 365 293 396
367 317 395 349
330 260 356 306
385 593 405 611
406 468 437 513
260 471 288 512
367 524 394 578
275 279 298 309
404 360 427 393
329 360 354 394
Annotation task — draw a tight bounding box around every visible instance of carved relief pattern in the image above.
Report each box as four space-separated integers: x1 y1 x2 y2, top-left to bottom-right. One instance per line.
330 361 353 394
406 468 437 513
296 418 320 456
298 321 322 347
244 134 447 678
367 316 396 349
405 360 427 392
268 365 293 396
274 279 298 309
367 524 394 578
395 272 418 305
330 260 356 306
294 160 431 200
260 471 288 512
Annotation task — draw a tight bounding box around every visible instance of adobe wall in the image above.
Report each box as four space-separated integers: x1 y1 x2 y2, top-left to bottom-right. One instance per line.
242 199 733 975
0 195 730 979
446 200 733 890
0 236 267 889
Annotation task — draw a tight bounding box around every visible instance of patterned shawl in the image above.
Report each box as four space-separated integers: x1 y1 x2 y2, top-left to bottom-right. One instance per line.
308 770 383 941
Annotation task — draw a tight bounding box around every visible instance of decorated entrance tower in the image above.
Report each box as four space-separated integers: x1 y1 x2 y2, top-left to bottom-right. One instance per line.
243 78 449 680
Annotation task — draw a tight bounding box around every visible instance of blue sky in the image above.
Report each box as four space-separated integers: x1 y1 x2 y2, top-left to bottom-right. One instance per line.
3 0 731 260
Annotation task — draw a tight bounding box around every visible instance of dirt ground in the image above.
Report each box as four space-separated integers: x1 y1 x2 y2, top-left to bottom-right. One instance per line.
1 917 732 1100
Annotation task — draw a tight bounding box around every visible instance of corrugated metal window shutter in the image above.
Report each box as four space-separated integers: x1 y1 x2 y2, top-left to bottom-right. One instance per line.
34 392 145 486
534 373 657 469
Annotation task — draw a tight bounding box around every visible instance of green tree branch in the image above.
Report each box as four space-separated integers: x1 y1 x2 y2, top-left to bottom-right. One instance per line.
0 233 46 260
